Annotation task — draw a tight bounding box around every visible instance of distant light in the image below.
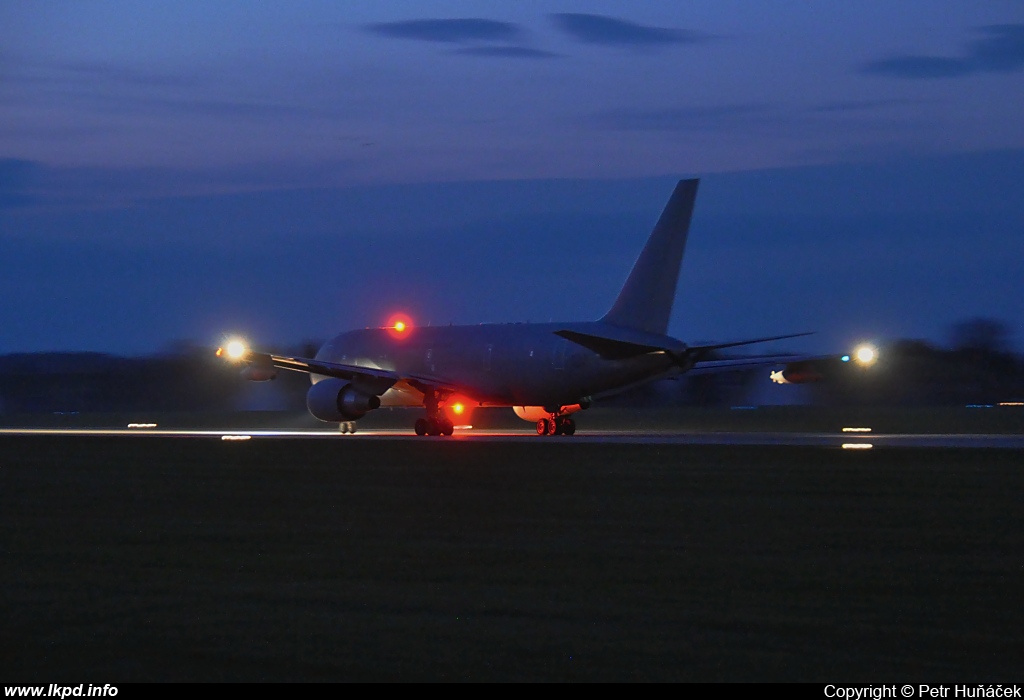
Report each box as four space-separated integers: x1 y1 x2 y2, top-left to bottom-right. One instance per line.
842 427 872 433
999 402 1023 407
966 404 994 409
221 435 252 441
854 344 877 366
127 423 158 429
841 355 850 363
453 425 473 430
841 443 873 450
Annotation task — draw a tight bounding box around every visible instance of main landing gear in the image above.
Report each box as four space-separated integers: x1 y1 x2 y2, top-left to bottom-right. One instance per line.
414 416 454 436
413 389 455 436
536 416 576 436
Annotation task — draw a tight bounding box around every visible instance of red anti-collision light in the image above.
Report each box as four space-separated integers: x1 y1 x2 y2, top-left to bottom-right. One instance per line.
386 313 414 339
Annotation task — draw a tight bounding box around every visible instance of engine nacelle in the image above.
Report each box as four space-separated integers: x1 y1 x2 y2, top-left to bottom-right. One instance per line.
513 404 585 422
241 365 277 382
770 362 822 385
306 378 381 422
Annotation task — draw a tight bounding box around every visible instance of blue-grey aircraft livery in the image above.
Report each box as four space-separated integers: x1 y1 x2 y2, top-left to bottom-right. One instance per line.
220 179 870 436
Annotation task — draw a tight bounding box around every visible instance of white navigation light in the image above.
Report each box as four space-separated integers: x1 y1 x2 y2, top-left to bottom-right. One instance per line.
854 344 877 366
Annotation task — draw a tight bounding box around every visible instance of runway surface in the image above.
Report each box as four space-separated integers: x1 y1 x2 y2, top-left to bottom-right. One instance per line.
2 426 1022 448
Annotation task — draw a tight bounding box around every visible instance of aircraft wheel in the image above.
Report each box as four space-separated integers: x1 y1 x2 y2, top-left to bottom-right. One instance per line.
348 422 357 434
546 418 559 436
414 418 428 436
340 422 348 434
536 419 548 436
562 418 576 436
439 419 454 436
426 418 441 436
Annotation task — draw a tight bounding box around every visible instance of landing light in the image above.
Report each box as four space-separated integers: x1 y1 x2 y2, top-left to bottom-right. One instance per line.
451 403 465 415
394 321 406 332
217 338 249 361
854 344 877 366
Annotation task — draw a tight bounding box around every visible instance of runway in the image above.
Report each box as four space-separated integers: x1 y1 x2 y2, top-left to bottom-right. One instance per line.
2 426 1022 448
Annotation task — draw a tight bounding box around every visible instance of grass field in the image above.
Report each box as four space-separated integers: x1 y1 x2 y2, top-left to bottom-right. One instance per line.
2 435 1022 681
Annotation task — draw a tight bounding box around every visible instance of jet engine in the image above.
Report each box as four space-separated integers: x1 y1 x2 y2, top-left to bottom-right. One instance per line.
241 365 277 381
306 378 381 422
770 362 822 385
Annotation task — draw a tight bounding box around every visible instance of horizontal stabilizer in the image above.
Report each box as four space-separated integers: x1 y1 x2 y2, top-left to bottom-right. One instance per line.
555 329 668 360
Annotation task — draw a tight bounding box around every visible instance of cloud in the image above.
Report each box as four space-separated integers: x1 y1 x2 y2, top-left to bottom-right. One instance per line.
862 56 974 79
5 56 197 90
550 13 707 47
3 54 354 124
0 159 36 209
365 18 522 43
594 104 769 131
863 24 1024 79
809 98 922 113
364 17 556 60
56 60 198 88
452 46 559 59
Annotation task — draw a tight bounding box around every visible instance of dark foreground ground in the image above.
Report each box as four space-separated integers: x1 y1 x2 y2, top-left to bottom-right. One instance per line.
2 436 1022 681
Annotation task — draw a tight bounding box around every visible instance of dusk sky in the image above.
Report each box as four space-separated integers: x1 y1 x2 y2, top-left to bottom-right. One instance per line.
2 2 1022 355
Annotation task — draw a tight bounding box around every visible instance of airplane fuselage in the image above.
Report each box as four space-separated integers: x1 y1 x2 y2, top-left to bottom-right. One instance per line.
314 321 686 409
226 179 822 436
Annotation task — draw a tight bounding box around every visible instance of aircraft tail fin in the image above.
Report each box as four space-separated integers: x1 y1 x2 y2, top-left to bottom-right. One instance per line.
601 179 699 335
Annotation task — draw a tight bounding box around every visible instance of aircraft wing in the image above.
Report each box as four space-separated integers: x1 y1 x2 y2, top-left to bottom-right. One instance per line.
686 353 829 375
235 349 469 396
247 351 401 383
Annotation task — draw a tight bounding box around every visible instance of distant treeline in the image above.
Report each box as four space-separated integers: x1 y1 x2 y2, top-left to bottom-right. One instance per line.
0 349 244 413
1 319 1021 413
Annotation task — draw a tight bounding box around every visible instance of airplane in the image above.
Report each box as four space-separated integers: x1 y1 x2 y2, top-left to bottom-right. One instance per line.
219 179 875 436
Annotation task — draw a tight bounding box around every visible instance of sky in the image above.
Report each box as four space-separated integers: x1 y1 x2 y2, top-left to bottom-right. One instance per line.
1 1 1023 355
